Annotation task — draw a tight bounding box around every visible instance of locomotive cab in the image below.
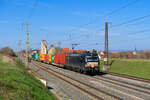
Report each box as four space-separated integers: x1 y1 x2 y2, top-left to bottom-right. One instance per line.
84 54 100 73
66 53 100 73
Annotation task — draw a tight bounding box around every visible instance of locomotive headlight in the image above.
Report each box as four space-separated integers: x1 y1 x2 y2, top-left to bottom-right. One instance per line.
86 63 91 67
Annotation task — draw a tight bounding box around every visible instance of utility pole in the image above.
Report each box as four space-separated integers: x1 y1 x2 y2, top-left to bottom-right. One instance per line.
104 22 109 66
58 41 61 48
26 24 30 65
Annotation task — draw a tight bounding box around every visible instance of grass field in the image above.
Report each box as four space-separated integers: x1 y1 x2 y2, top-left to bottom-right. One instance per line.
0 56 57 100
103 59 150 79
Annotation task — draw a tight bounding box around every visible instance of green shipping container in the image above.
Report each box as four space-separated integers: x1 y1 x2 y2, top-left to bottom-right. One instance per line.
51 55 54 63
35 54 40 60
31 54 36 59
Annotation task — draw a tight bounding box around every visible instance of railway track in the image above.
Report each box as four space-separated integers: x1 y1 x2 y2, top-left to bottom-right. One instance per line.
93 76 150 95
32 61 121 100
102 72 150 83
30 60 150 100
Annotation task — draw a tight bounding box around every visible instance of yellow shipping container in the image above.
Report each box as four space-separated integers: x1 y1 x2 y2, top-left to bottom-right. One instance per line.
40 54 45 61
48 54 52 63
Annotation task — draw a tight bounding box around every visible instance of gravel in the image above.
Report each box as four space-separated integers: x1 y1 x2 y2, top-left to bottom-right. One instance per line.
36 61 150 100
19 56 94 100
101 74 150 89
19 56 150 100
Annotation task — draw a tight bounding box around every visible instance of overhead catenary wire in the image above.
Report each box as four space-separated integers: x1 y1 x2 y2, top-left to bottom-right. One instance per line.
63 0 140 43
73 13 150 37
67 0 139 33
75 42 104 50
39 0 140 46
126 29 150 35
80 42 104 46
94 13 150 33
21 0 39 31
64 13 150 49
26 0 39 23
63 13 150 43
111 35 150 44
110 28 150 39
110 14 150 29
22 0 39 52
110 28 150 44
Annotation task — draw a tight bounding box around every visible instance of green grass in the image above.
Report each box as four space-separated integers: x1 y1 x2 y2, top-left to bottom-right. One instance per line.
105 59 150 79
0 56 57 100
100 59 104 71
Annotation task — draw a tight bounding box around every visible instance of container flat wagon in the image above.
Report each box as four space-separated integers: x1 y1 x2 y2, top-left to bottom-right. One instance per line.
29 53 100 73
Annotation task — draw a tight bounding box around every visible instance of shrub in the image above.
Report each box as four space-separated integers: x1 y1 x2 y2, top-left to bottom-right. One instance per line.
0 47 16 57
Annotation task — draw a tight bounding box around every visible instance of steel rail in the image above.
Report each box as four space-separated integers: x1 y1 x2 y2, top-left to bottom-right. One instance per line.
102 72 150 83
93 76 150 95
32 62 121 100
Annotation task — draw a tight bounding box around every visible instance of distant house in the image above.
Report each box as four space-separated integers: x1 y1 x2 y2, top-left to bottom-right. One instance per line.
98 51 104 59
31 49 39 54
133 47 137 56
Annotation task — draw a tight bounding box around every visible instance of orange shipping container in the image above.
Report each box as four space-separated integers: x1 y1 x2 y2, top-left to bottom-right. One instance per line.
40 54 47 61
48 54 52 63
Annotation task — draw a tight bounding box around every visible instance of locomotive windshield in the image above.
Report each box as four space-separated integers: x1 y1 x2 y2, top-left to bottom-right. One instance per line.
85 56 99 62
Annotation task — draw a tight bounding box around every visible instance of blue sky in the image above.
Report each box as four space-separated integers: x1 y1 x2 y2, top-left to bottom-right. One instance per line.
0 0 150 51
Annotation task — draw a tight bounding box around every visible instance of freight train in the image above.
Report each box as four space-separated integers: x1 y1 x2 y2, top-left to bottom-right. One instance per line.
29 40 100 73
29 52 100 73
